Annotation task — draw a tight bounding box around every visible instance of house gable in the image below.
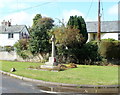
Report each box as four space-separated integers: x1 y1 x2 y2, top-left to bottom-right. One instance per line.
0 20 29 46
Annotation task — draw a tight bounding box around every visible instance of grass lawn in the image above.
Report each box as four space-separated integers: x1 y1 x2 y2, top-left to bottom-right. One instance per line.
0 60 118 85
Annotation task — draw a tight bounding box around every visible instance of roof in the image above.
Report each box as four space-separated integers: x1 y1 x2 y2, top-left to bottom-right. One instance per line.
86 21 120 33
0 25 27 34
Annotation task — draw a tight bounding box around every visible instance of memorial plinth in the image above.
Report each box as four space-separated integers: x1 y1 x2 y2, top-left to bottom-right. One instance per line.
41 35 59 69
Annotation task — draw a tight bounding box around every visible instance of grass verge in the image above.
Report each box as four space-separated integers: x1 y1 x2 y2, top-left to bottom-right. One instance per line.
0 60 118 85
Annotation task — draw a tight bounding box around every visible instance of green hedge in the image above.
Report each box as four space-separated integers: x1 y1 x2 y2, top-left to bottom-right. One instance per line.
77 41 102 64
99 39 120 65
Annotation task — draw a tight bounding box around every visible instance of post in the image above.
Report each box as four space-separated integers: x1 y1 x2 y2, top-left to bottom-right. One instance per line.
51 35 56 57
97 0 101 43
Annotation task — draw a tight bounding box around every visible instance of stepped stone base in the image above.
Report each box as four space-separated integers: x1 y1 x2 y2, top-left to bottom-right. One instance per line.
40 57 59 69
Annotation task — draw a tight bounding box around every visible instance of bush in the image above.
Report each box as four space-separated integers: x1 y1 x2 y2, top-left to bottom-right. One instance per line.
56 41 102 65
4 46 14 52
14 39 30 59
99 39 120 65
75 41 102 64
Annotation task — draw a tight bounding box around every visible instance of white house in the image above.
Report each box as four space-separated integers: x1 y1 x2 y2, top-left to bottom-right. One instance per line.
86 21 120 42
0 20 29 47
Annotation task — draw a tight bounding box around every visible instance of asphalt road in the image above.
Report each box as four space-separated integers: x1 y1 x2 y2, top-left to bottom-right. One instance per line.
1 74 82 95
1 74 119 95
1 74 58 94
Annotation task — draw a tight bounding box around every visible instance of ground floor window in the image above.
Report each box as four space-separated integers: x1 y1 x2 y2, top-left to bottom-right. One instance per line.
8 33 14 38
118 33 120 40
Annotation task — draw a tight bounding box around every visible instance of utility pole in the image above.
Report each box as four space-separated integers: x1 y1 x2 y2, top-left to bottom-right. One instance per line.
97 0 101 43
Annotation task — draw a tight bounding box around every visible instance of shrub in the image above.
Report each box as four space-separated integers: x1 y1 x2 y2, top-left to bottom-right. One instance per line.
99 39 120 65
76 41 102 64
4 46 14 52
14 39 30 59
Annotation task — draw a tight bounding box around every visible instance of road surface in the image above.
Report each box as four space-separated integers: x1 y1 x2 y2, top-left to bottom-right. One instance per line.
1 74 119 95
1 74 57 94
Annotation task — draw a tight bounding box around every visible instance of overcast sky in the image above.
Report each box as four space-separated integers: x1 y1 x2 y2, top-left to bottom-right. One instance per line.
0 0 119 26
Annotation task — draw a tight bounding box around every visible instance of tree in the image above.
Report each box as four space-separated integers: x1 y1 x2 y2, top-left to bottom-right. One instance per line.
37 17 54 30
32 14 42 27
67 15 88 44
53 16 88 63
29 15 54 59
54 27 84 48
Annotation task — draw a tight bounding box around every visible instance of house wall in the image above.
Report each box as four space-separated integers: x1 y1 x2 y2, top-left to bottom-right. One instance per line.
101 33 118 40
0 33 19 46
87 33 118 42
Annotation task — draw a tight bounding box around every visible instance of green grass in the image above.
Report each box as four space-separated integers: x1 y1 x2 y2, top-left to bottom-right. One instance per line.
0 60 118 85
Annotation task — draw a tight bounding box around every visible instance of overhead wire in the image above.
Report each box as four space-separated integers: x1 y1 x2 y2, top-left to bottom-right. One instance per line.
85 0 94 20
3 2 53 14
101 0 104 21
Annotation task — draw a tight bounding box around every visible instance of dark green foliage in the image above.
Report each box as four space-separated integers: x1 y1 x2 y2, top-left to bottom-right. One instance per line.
29 15 54 57
56 40 101 64
77 41 102 64
29 25 51 55
99 39 120 64
33 14 42 26
67 15 88 44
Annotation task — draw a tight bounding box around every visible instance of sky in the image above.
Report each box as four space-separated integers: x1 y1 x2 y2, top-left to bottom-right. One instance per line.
0 0 119 26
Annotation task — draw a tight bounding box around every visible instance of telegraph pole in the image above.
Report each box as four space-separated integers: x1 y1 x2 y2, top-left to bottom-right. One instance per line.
97 0 101 43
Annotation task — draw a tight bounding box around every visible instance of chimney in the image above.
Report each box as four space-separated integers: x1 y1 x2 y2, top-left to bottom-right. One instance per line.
8 21 11 27
1 20 11 27
1 20 5 26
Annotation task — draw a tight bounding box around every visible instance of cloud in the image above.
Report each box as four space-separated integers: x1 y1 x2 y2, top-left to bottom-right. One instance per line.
62 9 84 23
10 4 30 9
1 12 35 26
0 11 50 27
108 4 118 15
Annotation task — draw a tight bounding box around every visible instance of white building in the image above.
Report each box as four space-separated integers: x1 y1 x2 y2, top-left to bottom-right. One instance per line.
0 20 29 47
86 21 120 42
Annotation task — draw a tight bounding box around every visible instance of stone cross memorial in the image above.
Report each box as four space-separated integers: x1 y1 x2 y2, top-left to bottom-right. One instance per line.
41 35 59 69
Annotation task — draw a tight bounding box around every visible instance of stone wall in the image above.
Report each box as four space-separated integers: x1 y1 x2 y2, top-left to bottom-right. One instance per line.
0 51 41 62
0 51 17 61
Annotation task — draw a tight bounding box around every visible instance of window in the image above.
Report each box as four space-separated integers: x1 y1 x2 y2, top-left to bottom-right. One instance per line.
8 33 14 38
118 33 120 40
93 34 96 40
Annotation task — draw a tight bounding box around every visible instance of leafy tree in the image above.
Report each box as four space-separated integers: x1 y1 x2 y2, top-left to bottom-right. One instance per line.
29 25 51 56
32 14 42 26
54 27 84 48
53 16 88 63
29 15 54 59
37 17 54 30
67 15 88 44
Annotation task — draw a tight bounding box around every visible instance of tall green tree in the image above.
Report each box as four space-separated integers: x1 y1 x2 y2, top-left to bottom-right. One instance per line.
67 15 88 44
32 14 42 26
29 14 54 59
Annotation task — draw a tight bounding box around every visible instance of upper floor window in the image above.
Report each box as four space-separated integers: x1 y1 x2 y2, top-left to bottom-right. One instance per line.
8 33 14 39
